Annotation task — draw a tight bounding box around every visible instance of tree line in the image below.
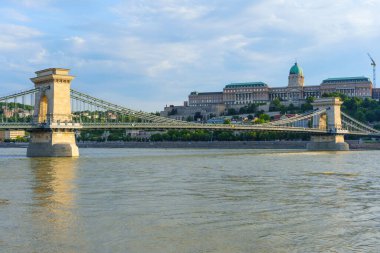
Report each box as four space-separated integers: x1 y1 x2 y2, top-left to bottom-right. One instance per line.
77 129 311 142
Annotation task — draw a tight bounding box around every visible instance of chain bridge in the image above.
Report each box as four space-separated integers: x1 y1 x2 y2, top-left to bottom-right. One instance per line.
1 68 379 156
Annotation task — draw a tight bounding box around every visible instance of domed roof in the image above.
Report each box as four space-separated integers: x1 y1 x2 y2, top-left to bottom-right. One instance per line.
289 62 303 76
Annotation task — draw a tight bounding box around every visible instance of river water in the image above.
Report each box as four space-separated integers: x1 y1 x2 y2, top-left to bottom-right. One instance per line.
0 148 379 253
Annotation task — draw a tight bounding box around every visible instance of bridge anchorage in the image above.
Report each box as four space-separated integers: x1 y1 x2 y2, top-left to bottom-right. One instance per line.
1 68 380 157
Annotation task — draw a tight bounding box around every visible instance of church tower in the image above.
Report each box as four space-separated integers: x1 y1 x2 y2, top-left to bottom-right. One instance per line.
288 62 304 87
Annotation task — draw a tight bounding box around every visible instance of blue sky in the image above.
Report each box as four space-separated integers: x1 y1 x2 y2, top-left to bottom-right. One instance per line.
1 0 380 111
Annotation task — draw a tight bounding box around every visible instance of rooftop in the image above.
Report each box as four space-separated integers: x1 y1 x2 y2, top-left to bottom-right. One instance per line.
35 68 71 77
190 91 223 95
289 62 303 76
322 76 370 84
225 82 268 89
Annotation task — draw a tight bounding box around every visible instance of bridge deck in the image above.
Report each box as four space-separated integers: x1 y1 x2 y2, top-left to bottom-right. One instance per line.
1 122 378 136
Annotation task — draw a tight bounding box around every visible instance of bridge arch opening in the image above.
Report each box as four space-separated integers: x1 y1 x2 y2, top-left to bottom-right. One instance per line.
38 94 48 123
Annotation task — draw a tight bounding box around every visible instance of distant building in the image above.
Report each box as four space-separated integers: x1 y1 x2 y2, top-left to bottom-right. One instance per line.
372 88 380 100
188 92 223 106
268 63 316 105
194 62 373 106
188 62 373 107
223 82 269 105
161 104 226 121
0 130 26 141
269 62 307 103
320 77 372 98
162 62 374 120
125 130 161 139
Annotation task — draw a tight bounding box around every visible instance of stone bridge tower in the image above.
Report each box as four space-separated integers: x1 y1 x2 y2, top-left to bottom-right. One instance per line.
27 68 80 157
307 97 349 151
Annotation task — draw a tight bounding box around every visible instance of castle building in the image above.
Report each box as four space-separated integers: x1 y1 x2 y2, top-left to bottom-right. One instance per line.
266 63 322 105
161 62 373 119
222 82 269 105
188 91 223 107
319 77 372 98
187 62 373 107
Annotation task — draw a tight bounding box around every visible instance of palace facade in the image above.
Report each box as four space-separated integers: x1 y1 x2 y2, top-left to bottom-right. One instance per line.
188 62 373 107
162 62 375 120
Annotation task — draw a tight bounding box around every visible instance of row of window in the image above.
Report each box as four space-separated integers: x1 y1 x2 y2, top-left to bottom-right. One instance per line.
234 100 267 105
189 100 223 104
197 85 371 96
235 93 267 100
322 79 369 84
224 88 267 93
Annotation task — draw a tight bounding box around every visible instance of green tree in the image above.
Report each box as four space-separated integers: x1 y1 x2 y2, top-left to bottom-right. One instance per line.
287 103 298 114
301 97 314 112
355 111 366 122
150 133 163 141
270 98 281 111
239 106 247 114
227 108 237 115
194 112 203 121
223 119 231 124
254 113 270 124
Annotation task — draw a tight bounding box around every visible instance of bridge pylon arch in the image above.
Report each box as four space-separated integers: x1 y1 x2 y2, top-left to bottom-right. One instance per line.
307 97 349 151
27 68 80 157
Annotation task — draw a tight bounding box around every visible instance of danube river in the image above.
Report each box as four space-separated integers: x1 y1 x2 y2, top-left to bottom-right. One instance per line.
0 148 379 253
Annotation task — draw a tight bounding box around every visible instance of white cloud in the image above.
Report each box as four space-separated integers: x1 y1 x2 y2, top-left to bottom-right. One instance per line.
28 49 48 64
0 8 30 22
217 34 254 50
1 0 380 111
65 36 86 46
109 0 212 22
147 60 174 76
0 24 41 40
244 0 380 46
11 0 54 9
77 35 201 77
161 4 211 20
0 24 42 53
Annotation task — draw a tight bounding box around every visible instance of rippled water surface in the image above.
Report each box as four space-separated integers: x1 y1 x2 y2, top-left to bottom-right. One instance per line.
0 148 379 253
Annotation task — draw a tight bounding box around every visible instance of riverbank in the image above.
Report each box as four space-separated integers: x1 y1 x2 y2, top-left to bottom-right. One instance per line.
0 143 29 148
77 141 307 149
1 140 380 150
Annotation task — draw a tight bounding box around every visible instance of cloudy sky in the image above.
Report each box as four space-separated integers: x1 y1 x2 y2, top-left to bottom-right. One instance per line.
1 0 379 112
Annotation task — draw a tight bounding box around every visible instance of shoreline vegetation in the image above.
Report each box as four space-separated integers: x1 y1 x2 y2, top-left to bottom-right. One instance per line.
1 140 380 150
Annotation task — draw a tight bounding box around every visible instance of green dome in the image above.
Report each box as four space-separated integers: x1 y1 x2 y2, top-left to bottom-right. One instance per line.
289 62 303 76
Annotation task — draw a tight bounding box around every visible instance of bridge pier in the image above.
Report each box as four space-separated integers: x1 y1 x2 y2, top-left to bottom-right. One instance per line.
307 97 349 151
307 135 349 151
27 130 79 157
27 68 79 157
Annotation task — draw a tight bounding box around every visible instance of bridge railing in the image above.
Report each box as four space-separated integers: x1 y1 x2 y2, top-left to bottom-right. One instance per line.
341 112 380 134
